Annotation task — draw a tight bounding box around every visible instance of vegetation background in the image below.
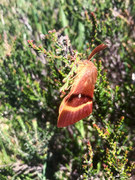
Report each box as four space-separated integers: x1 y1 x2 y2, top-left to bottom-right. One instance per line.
0 0 135 179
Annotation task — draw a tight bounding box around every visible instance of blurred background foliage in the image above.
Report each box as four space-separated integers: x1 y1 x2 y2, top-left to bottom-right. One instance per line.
0 0 135 179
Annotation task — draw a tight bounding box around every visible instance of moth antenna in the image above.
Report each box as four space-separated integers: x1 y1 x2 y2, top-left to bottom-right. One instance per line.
88 44 107 60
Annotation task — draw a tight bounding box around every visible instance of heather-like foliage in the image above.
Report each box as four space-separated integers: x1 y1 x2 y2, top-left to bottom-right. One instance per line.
0 0 135 179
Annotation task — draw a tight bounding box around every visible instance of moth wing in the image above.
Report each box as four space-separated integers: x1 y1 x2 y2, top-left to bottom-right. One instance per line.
57 94 93 127
70 62 97 97
88 44 107 60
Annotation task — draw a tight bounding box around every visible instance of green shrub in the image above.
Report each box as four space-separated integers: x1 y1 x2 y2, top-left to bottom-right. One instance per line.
0 0 135 179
